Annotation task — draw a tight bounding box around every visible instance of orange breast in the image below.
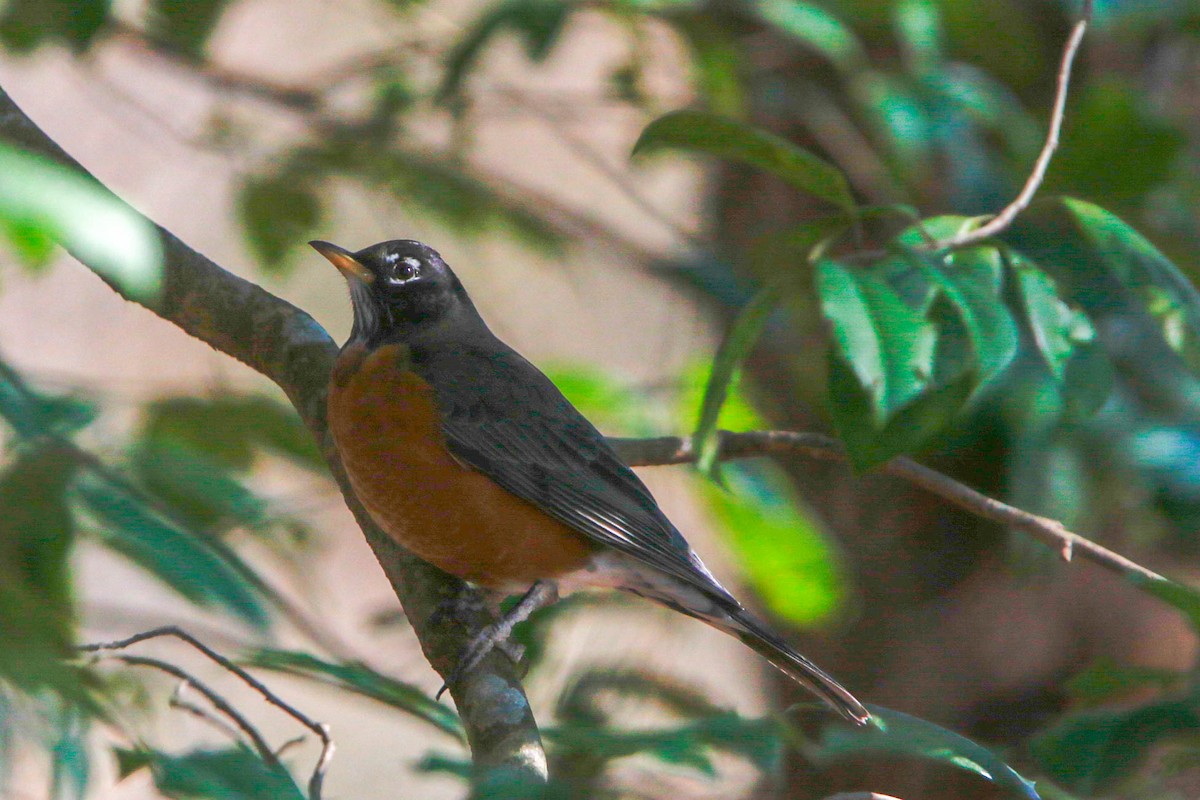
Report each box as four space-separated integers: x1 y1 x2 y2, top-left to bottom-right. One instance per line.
327 343 596 591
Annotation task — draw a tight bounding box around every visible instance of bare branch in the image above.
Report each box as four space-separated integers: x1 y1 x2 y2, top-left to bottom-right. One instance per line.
933 0 1093 250
0 86 546 786
111 653 277 763
83 627 332 799
610 429 1170 587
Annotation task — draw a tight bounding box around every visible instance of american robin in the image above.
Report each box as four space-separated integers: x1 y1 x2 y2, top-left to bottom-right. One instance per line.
312 238 869 725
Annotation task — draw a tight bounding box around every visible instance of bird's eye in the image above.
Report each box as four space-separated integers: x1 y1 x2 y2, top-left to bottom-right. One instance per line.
397 257 421 281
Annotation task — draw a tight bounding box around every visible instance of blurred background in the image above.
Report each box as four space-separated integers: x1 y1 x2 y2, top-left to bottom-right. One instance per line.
3 0 1200 798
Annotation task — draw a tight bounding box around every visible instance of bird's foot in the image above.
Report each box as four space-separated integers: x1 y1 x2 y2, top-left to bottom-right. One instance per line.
435 581 558 701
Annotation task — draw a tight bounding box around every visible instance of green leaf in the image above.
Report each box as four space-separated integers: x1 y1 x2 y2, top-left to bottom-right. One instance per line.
145 0 232 58
0 145 161 299
0 0 111 53
437 0 570 101
119 747 305 800
547 714 781 777
132 442 268 534
827 348 972 471
694 217 849 477
1032 699 1200 794
0 360 97 439
0 446 91 704
141 395 324 473
633 111 855 213
902 245 1019 386
813 704 1040 800
76 473 270 629
698 464 843 625
1062 198 1200 361
243 649 463 740
238 175 322 272
816 259 936 422
1066 657 1186 708
1012 255 1094 381
893 0 942 70
49 706 89 800
756 0 865 73
1127 574 1200 635
693 283 782 479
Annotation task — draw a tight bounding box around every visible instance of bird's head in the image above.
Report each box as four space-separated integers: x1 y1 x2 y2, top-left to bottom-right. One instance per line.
311 239 472 345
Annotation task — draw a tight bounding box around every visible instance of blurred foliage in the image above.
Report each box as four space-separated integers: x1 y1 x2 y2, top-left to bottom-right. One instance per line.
0 144 161 299
7 0 1200 797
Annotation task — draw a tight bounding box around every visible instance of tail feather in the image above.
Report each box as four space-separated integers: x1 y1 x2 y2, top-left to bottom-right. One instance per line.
721 610 870 725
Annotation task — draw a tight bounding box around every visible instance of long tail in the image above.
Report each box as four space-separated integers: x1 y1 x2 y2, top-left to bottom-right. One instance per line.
718 609 870 725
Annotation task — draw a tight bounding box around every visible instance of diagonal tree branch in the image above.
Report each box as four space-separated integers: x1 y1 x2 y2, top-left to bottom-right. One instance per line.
0 85 547 786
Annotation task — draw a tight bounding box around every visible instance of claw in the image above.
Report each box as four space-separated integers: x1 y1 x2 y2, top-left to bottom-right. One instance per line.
432 581 558 701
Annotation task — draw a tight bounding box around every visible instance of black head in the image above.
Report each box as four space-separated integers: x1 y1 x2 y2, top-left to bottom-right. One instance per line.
311 239 479 345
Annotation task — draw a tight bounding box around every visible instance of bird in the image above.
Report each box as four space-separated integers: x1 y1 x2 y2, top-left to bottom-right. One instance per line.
311 238 869 725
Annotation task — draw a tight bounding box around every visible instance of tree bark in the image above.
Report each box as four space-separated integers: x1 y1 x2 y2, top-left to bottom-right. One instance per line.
0 85 548 787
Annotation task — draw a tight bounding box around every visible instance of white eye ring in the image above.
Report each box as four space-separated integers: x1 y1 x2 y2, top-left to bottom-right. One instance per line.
388 256 422 284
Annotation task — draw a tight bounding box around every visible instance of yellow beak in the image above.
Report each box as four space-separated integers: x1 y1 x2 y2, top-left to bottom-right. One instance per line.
310 240 374 284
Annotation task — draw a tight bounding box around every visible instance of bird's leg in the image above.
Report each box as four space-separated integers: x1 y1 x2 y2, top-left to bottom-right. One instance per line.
436 580 559 700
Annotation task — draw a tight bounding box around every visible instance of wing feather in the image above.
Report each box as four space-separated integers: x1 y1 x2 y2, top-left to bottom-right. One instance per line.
416 342 735 604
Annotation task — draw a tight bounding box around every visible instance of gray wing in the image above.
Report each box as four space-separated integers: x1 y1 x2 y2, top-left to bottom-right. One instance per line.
415 341 737 606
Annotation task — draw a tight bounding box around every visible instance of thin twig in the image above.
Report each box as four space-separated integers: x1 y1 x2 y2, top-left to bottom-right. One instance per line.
932 0 1093 251
106 654 277 764
170 686 247 745
81 627 334 800
610 430 1169 586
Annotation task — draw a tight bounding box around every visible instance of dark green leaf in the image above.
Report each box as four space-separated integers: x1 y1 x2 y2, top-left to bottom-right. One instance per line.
438 0 570 101
141 395 324 473
1012 255 1094 381
694 216 849 477
813 704 1040 799
902 245 1019 386
0 145 160 298
415 753 472 779
49 706 89 800
145 0 232 58
0 446 90 703
76 473 270 629
0 360 96 439
547 713 781 776
827 348 973 471
1066 657 1186 707
694 283 781 478
132 442 268 533
756 0 865 72
1062 198 1200 361
243 649 463 740
238 175 322 272
816 259 936 422
1032 699 1200 794
633 111 855 213
0 0 111 53
119 747 305 800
